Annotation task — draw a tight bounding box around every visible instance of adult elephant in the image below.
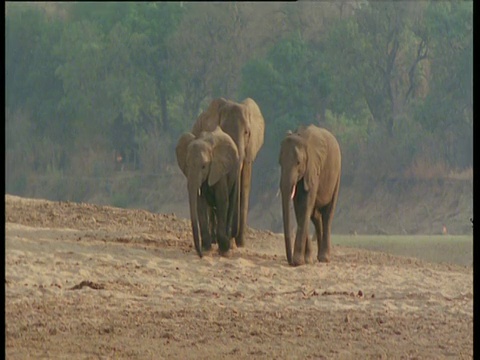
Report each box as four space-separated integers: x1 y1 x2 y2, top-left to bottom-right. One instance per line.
279 125 341 266
191 98 265 248
176 127 240 257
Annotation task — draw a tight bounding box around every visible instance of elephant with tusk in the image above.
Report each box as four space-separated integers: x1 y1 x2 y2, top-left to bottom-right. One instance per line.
279 124 341 266
191 97 265 249
176 126 240 257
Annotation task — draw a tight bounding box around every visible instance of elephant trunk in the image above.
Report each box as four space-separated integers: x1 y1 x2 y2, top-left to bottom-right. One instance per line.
188 180 202 258
280 178 296 266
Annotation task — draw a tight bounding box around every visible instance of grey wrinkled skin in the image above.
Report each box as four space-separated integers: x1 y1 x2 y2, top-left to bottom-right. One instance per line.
279 125 341 266
191 98 265 248
176 127 240 257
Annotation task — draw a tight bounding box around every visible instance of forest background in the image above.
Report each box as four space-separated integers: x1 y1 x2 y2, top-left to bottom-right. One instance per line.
5 1 473 235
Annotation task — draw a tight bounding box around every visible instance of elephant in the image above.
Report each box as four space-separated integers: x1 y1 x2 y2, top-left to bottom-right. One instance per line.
176 126 240 257
191 97 265 248
279 124 341 266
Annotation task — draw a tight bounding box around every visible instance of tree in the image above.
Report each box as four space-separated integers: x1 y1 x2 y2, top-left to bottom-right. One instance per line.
52 3 186 170
54 20 110 140
6 4 64 128
169 3 247 123
324 1 431 136
240 33 331 184
413 1 473 168
169 2 284 127
6 4 66 171
125 3 185 133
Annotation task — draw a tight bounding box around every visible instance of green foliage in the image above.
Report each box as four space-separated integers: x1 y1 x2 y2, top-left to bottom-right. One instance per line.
111 192 131 209
5 1 473 206
322 17 366 117
413 1 473 168
326 2 445 139
421 1 473 124
6 4 64 138
240 35 315 176
240 34 322 167
51 3 186 167
240 60 279 118
69 2 134 32
54 20 109 129
324 110 370 143
324 110 370 176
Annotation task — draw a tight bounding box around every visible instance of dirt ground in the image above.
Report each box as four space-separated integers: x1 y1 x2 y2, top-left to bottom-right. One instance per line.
5 195 473 359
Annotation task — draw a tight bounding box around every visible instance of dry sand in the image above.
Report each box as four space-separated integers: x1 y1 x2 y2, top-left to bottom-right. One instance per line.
5 195 473 359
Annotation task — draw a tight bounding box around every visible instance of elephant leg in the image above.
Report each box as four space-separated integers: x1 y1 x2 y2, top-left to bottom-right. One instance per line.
197 195 212 252
318 178 340 262
209 206 217 244
235 161 252 248
311 208 325 262
215 185 231 255
318 205 334 263
226 180 238 242
304 227 314 264
292 187 315 266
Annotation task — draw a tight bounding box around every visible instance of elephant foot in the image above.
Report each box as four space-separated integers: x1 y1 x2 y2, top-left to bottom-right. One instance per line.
305 254 315 264
292 253 306 267
305 247 314 264
201 235 213 251
217 237 231 254
202 245 212 254
317 253 330 263
218 248 232 258
234 237 245 248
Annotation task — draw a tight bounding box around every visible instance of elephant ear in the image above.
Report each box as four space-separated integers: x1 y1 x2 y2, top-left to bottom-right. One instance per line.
208 128 239 186
175 132 196 177
192 98 228 136
242 98 265 162
303 126 328 192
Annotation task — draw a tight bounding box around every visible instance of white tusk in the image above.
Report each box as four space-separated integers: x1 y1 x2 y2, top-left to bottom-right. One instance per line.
198 188 201 196
290 185 296 200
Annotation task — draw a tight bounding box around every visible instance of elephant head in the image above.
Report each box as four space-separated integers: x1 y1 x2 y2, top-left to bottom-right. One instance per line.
279 126 327 200
218 98 265 166
279 125 340 266
176 126 240 257
191 98 265 248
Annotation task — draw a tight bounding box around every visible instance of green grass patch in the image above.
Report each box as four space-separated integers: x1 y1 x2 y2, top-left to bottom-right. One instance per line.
332 234 473 267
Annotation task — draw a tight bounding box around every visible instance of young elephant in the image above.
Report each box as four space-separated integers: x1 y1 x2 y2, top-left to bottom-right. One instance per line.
176 127 240 258
279 125 341 266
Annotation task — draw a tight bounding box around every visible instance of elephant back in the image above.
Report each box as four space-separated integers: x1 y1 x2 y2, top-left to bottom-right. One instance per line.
298 124 341 178
191 98 228 136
